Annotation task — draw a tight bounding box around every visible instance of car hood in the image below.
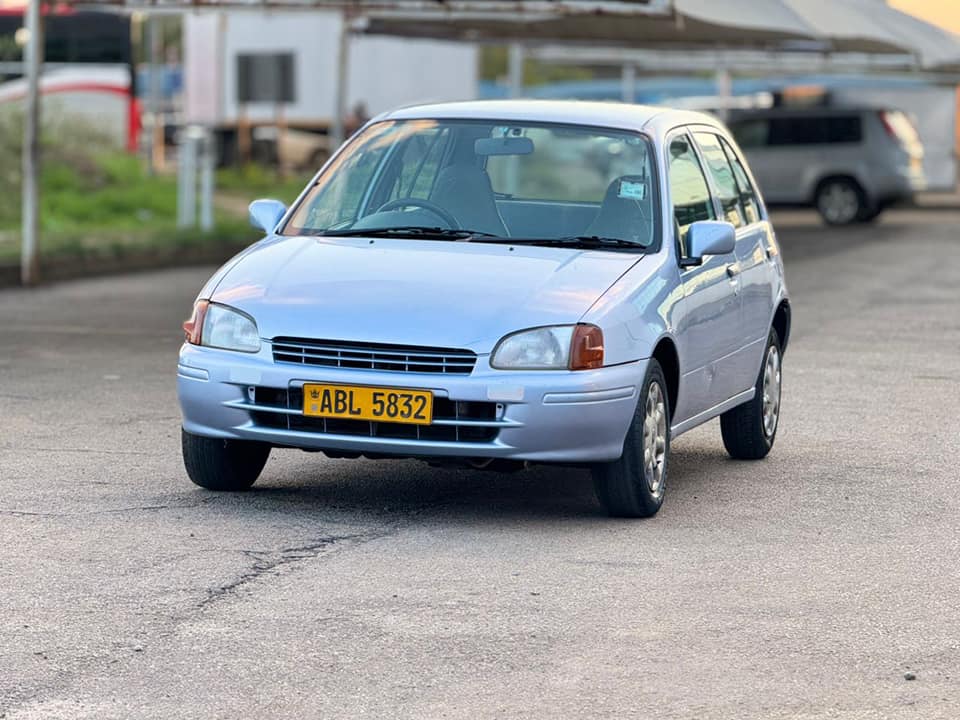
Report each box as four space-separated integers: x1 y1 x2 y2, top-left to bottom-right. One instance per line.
209 235 647 353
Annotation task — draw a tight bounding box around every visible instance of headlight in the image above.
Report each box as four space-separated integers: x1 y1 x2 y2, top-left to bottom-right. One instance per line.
491 324 604 370
183 300 260 353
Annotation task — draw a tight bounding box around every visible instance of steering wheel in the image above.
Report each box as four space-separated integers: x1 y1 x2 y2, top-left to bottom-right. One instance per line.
376 198 461 229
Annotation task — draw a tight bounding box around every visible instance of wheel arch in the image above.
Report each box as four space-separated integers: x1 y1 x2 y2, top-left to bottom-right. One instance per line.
772 299 791 354
812 173 870 206
651 336 680 419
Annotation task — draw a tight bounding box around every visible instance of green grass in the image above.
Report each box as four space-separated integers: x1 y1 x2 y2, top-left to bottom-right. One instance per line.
0 153 262 264
217 164 314 205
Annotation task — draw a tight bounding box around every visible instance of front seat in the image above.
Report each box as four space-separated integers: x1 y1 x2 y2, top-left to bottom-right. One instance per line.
584 175 654 246
430 163 509 237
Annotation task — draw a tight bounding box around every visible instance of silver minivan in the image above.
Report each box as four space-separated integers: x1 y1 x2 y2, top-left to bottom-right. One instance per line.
728 107 926 225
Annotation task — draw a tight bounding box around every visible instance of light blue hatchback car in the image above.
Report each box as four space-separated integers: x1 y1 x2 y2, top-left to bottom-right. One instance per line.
178 100 790 518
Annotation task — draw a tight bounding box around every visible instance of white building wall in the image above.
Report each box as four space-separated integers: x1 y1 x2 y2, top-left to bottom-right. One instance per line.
183 14 223 126
347 35 479 116
184 12 478 126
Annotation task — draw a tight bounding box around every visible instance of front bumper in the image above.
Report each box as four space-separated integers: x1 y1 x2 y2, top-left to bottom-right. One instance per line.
177 344 645 463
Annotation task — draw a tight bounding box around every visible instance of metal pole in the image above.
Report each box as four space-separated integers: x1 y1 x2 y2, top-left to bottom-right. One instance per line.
621 63 636 104
330 11 350 151
177 129 198 229
200 129 214 232
508 42 524 98
147 14 163 175
715 66 732 122
21 0 43 286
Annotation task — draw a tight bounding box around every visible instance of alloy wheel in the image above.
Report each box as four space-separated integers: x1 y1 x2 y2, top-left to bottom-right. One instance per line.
818 182 860 224
762 345 782 438
642 381 668 497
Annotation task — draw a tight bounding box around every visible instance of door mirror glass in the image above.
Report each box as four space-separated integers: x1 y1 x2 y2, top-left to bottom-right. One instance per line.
248 199 288 233
685 221 736 265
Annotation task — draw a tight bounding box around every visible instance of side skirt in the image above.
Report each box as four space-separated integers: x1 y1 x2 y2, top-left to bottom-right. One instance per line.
670 388 755 439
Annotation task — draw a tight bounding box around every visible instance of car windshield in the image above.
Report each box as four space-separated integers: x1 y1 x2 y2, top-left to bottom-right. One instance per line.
283 119 659 249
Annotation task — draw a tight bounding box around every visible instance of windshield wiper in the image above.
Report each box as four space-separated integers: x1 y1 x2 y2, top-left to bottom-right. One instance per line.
549 235 647 249
472 235 646 250
313 228 645 250
317 226 502 240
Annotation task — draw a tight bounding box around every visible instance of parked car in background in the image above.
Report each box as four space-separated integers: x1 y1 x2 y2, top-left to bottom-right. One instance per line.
728 106 926 225
177 100 790 518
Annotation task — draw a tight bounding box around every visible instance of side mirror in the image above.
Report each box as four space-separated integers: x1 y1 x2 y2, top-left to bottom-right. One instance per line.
248 199 288 233
681 221 736 267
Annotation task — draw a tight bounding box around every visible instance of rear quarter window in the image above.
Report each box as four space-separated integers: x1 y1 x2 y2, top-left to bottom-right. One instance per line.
730 119 769 149
766 115 863 146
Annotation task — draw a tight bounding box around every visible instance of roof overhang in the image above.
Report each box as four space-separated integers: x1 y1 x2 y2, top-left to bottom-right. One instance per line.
51 0 671 17
27 0 960 70
351 0 814 47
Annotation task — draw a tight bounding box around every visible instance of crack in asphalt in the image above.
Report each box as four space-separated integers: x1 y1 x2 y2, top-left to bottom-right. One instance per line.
0 523 397 717
196 531 388 610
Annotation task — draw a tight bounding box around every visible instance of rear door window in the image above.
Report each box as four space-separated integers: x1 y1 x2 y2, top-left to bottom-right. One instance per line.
720 137 761 225
668 134 716 249
694 132 745 228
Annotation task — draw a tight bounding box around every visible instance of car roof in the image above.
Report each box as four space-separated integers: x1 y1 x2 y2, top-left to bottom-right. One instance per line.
375 99 723 136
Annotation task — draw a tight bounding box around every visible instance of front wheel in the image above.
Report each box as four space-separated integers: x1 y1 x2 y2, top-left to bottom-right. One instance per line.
720 329 782 460
181 429 270 491
592 360 670 518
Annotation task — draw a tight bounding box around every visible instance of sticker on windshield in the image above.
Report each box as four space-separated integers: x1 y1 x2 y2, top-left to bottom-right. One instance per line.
618 180 647 201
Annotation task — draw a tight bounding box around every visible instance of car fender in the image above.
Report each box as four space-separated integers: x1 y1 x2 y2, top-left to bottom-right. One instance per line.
741 289 791 388
195 234 288 301
580 253 682 368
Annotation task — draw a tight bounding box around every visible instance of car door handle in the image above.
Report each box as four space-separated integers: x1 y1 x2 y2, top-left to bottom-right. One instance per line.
726 263 741 278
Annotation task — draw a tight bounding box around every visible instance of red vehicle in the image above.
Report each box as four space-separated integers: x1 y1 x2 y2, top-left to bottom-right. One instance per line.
0 7 139 151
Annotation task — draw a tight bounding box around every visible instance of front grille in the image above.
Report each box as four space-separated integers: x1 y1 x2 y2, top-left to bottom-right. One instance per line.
248 386 500 443
271 337 477 375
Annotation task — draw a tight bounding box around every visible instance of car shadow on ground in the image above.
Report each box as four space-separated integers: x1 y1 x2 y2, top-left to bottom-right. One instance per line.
198 439 743 524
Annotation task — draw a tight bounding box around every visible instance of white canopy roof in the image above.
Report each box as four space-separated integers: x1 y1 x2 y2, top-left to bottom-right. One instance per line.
673 0 960 69
54 0 959 68
354 0 960 69
356 0 848 49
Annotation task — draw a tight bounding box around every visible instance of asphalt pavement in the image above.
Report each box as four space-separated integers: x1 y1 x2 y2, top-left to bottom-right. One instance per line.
1 209 958 719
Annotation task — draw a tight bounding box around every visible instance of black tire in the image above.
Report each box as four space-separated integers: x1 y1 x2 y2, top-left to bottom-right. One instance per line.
181 429 270 491
592 360 670 518
856 204 883 223
815 178 867 226
720 329 782 460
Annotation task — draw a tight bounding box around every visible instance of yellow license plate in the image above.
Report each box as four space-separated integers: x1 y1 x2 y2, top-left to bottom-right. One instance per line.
302 384 433 425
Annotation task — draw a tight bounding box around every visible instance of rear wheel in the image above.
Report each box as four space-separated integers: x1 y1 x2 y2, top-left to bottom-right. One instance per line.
720 329 782 460
592 360 670 518
815 178 867 226
181 429 270 491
